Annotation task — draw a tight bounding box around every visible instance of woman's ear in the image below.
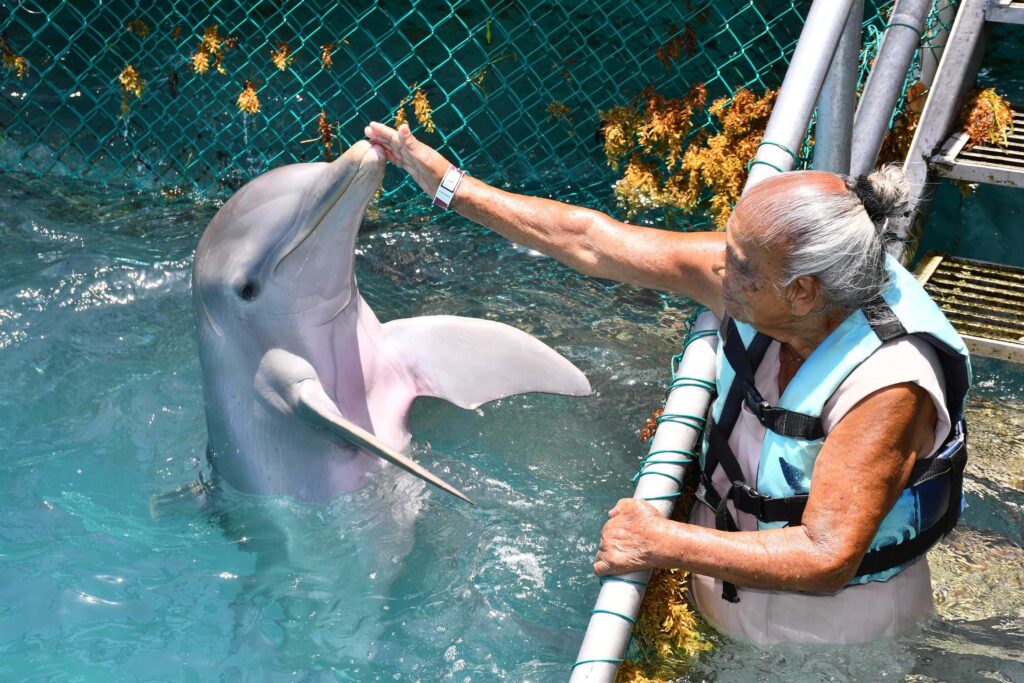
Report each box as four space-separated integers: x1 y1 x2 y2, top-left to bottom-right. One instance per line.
786 274 824 317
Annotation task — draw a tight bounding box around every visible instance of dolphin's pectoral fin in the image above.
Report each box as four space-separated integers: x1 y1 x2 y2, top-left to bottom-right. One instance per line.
254 348 474 505
382 315 592 409
292 381 474 505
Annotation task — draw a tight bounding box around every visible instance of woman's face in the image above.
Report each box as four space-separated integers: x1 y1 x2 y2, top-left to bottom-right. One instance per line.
718 215 795 331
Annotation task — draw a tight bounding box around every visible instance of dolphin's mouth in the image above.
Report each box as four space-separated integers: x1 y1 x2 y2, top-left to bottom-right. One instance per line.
273 143 380 274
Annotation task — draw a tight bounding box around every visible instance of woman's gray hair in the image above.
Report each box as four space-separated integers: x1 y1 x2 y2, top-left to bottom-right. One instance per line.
738 163 910 312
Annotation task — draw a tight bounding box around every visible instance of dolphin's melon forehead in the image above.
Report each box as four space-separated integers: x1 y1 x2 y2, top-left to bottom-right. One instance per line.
222 163 325 221
202 163 328 247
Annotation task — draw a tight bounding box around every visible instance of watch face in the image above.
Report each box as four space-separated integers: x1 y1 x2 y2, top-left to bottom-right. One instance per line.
441 171 461 191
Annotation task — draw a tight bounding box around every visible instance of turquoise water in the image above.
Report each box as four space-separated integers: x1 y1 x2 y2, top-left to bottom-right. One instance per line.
1 172 1022 682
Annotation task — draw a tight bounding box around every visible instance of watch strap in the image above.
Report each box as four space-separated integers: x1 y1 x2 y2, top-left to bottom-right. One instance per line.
433 165 465 210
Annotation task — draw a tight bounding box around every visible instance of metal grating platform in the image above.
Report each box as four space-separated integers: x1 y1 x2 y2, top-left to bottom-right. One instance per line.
916 253 1024 362
932 104 1024 189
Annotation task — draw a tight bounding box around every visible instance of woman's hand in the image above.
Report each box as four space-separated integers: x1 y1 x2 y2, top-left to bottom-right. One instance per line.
593 498 672 576
364 121 452 198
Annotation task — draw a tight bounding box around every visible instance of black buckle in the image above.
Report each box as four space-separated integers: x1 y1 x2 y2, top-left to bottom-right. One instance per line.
730 481 766 518
742 381 770 425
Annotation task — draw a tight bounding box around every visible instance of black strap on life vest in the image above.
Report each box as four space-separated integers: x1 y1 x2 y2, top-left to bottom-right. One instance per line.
742 381 825 440
700 299 966 602
693 320 771 602
862 295 907 342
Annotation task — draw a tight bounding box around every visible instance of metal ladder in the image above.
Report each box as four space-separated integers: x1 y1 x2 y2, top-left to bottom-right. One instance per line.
895 0 1024 362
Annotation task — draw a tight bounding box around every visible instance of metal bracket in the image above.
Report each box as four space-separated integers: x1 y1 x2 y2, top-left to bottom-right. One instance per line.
914 251 947 284
932 132 971 166
986 0 1024 24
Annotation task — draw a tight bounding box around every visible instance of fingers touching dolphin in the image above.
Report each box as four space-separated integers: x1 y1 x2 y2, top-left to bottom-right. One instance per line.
191 141 591 504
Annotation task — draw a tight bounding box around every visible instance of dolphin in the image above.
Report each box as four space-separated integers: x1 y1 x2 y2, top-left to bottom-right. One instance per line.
191 140 591 504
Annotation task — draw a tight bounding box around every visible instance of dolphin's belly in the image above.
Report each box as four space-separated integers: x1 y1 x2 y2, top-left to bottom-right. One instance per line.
207 407 409 502
196 294 424 503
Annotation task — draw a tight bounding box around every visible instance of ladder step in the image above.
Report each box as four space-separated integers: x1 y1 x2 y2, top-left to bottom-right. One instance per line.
916 254 1024 363
932 103 1024 189
986 0 1024 25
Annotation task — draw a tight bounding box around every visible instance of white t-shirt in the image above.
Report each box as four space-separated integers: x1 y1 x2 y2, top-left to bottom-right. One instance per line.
689 335 951 645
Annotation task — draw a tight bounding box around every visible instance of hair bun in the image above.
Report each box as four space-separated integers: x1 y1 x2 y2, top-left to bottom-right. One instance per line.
847 164 910 227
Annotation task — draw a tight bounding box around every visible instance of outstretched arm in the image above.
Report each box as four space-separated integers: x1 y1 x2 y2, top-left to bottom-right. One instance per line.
364 121 725 314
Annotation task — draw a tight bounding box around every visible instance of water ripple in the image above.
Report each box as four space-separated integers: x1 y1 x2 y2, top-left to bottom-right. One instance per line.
0 171 1021 682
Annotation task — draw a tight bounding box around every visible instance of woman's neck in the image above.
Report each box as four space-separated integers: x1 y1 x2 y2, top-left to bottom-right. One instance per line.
773 307 850 362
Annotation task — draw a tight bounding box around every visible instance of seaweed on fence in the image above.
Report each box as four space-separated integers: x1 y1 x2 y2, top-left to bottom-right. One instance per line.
299 112 338 162
547 100 573 134
1 36 28 80
682 87 777 228
600 83 707 204
320 44 337 70
192 25 234 75
237 80 260 115
655 24 697 70
466 52 518 100
395 86 437 133
413 87 436 133
270 42 294 71
602 85 777 229
126 19 150 39
118 65 144 117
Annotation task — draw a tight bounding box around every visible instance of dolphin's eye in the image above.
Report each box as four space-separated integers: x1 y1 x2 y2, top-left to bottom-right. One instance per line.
238 281 259 301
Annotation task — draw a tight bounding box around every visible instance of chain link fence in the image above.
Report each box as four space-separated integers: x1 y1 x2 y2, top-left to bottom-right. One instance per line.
0 0 955 213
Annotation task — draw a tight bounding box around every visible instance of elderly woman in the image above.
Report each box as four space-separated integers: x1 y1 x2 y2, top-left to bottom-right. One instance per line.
364 121 970 645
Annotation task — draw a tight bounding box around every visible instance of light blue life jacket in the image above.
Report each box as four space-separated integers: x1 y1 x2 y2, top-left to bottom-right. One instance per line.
698 255 971 602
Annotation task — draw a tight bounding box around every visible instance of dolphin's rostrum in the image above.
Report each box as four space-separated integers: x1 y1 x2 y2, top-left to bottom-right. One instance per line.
192 141 592 503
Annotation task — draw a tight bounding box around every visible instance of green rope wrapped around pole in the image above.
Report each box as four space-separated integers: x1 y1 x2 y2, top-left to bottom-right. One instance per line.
570 309 719 683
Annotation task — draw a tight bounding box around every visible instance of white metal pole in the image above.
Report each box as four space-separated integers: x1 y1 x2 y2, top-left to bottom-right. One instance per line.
569 310 719 683
919 0 959 87
850 0 933 175
744 0 860 190
813 0 864 174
